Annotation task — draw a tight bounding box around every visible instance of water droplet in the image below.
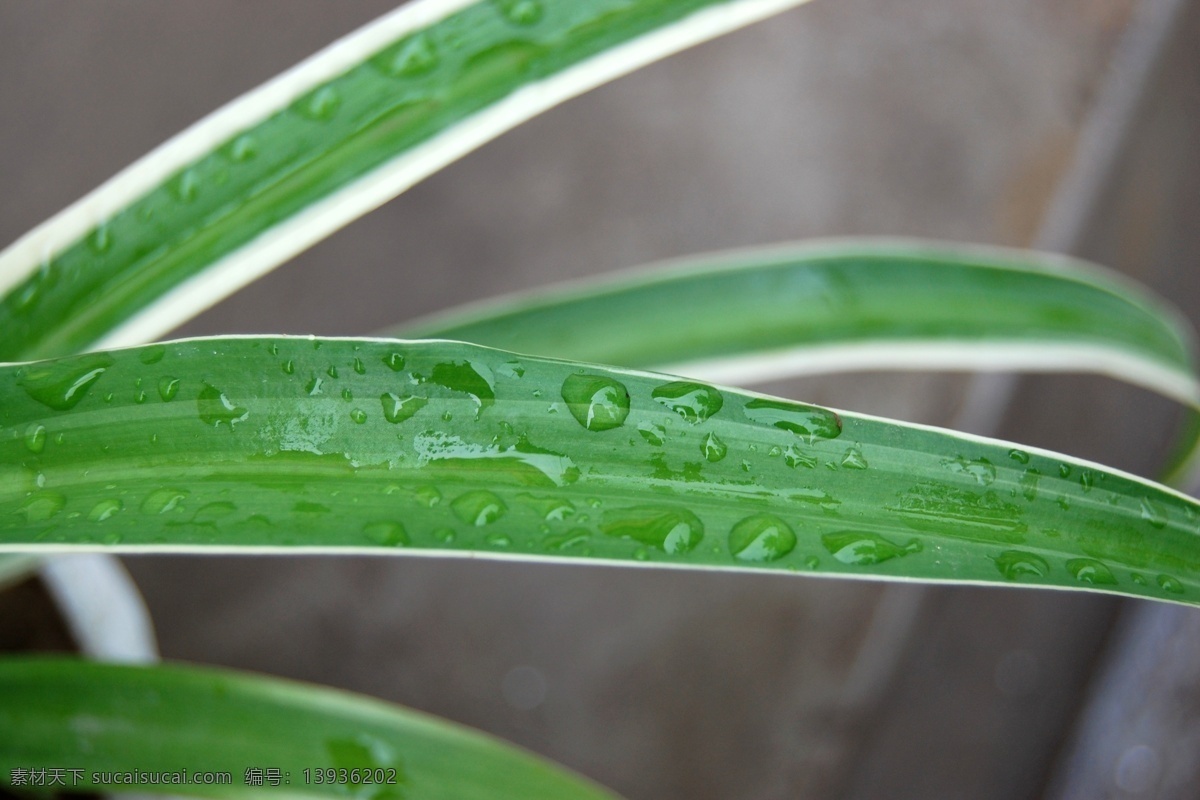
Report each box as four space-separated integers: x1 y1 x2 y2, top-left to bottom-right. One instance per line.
295 85 340 120
282 360 295 375
341 388 353 402
1140 497 1168 529
841 444 868 470
18 491 65 522
561 373 629 431
434 527 456 544
499 360 525 379
451 490 507 526
1157 574 1184 595
1079 470 1096 493
992 550 1049 581
942 455 995 485
18 353 113 410
138 345 166 365
134 390 148 404
638 421 666 446
384 352 405 371
88 498 123 522
1058 463 1071 479
803 555 820 569
701 432 727 462
229 134 257 161
602 507 704 555
743 398 841 441
416 486 441 507
350 409 367 424
380 392 427 424
1131 572 1147 586
377 32 440 77
517 493 575 521
651 381 723 424
157 377 180 401
171 169 199 203
363 521 409 547
496 0 543 25
306 376 324 395
352 357 366 375
23 423 46 454
88 223 112 254
486 532 513 548
822 531 921 565
729 514 796 562
1008 449 1030 464
783 444 817 468
1019 468 1040 501
429 361 495 411
1066 558 1117 585
141 488 188 515
197 384 248 428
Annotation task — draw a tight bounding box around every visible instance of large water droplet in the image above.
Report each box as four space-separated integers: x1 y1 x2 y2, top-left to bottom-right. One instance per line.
141 488 188 515
24 423 46 454
496 0 543 25
602 507 704 555
561 373 629 431
942 455 995 486
295 85 341 120
229 134 257 162
451 490 507 526
88 498 123 522
784 444 817 468
138 345 166 365
384 352 405 371
701 432 727 462
992 550 1049 581
1157 574 1184 595
380 392 427 424
429 360 495 411
841 444 868 470
1140 497 1168 529
1066 558 1117 585
651 381 723 424
743 398 841 441
377 32 440 77
18 353 114 410
822 531 921 565
638 421 666 446
363 521 409 547
729 514 796 562
150 373 179 402
517 493 575 521
197 384 248 428
18 491 65 522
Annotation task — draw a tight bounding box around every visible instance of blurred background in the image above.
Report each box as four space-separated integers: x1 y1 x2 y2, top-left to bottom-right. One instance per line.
2 0 1200 797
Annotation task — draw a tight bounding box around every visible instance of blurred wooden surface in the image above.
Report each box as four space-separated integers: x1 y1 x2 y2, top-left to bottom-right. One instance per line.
5 1 1200 798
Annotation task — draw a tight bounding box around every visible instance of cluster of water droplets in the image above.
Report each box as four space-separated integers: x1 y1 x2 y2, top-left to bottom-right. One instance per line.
1 338 1194 600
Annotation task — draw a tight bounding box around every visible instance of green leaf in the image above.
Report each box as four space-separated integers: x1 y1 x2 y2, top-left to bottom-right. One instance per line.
0 0 809 362
0 656 617 800
393 240 1200 407
2 336 1198 605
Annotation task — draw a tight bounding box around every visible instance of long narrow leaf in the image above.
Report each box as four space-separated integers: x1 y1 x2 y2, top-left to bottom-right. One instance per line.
392 240 1200 407
0 0 808 362
0 657 616 800
2 337 1197 605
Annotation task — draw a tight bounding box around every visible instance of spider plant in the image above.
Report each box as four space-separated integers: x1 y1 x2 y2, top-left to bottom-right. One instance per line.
2 1 1198 797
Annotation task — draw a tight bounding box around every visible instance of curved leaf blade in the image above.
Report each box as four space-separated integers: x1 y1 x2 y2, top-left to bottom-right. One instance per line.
393 240 1200 406
2 337 1198 605
0 0 808 362
0 657 617 800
